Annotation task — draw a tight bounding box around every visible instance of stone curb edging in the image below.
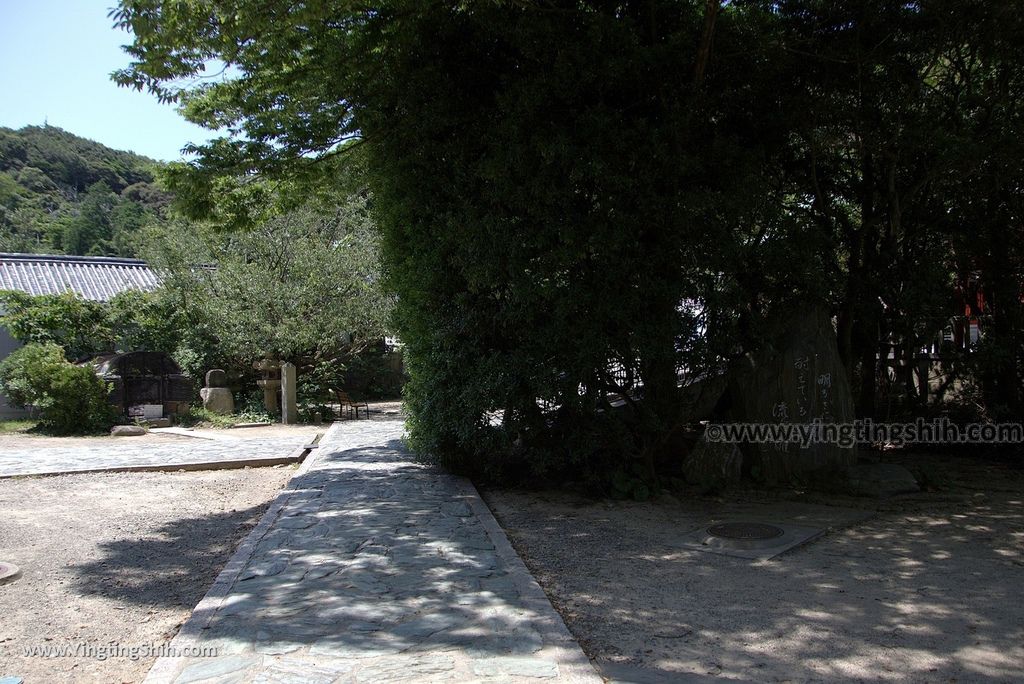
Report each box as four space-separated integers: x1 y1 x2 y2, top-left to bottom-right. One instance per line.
457 477 603 683
143 423 342 684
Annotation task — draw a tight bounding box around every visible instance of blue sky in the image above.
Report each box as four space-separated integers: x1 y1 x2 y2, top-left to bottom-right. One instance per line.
0 1 213 161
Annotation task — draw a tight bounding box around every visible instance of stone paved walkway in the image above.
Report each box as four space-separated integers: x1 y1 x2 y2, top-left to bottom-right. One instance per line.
0 437 306 478
145 420 600 683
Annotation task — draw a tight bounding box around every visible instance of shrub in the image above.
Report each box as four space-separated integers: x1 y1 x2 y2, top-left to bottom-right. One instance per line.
0 343 115 434
176 405 273 429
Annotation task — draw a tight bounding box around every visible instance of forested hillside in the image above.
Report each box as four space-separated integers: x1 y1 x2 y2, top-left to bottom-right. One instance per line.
0 125 170 257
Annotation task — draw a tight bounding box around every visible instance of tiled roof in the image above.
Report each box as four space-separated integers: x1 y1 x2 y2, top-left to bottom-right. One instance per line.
0 253 160 302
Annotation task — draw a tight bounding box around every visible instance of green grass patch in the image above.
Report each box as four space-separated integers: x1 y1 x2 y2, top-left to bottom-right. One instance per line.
0 419 40 434
176 406 275 429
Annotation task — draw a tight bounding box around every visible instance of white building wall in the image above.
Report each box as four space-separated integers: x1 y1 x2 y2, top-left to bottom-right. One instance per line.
0 323 28 419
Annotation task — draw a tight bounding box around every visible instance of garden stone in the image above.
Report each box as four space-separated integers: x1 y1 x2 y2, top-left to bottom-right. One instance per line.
281 362 298 425
205 369 228 388
111 425 146 437
201 387 235 415
682 439 742 491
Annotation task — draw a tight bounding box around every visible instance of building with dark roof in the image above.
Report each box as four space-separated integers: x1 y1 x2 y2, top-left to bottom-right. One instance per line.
0 253 160 418
0 252 159 301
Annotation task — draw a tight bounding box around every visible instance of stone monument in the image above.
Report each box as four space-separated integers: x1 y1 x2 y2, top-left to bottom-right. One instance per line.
200 369 234 415
728 307 857 484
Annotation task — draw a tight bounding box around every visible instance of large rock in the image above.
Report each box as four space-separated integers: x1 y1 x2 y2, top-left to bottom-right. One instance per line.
205 369 228 388
682 438 743 491
200 387 235 415
111 425 146 437
729 307 857 484
678 373 728 423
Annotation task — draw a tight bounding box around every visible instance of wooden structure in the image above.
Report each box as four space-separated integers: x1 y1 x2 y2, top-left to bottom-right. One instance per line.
334 389 369 420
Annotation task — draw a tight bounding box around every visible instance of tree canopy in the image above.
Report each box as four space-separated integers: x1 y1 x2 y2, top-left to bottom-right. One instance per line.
141 192 392 368
113 1 1024 485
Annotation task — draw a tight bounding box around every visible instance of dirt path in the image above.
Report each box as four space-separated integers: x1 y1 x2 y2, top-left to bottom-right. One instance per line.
484 454 1024 682
0 467 294 683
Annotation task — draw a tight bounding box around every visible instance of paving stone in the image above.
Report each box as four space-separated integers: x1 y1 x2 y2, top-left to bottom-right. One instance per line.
202 635 256 655
353 654 457 682
251 658 354 684
441 501 473 517
239 558 290 580
174 655 261 683
307 638 405 659
472 657 560 678
277 516 317 529
254 631 304 655
0 436 304 477
388 613 464 640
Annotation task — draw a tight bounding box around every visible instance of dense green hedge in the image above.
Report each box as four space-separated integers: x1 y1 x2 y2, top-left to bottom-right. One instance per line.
114 1 1024 485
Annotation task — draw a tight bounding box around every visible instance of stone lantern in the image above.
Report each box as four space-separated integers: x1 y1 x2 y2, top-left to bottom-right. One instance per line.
254 358 282 414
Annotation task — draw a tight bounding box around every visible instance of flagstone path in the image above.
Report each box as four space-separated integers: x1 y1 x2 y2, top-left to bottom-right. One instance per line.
144 419 600 683
0 438 306 478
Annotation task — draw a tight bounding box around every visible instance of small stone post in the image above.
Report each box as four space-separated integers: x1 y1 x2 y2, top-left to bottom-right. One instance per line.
281 362 298 425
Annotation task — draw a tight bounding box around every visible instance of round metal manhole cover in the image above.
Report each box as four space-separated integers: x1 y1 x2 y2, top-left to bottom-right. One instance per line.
0 561 21 585
707 522 785 541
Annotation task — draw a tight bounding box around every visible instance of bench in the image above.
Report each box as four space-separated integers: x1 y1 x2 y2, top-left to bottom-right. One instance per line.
334 389 369 419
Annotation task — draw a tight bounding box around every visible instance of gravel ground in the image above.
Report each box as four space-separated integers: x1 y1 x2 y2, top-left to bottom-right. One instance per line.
0 467 294 683
484 454 1024 683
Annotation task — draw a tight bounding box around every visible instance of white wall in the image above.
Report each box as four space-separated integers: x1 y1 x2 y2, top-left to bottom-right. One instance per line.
0 323 29 419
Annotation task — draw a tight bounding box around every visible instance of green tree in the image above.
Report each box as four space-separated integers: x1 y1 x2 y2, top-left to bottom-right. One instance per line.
112 0 1024 483
0 290 115 360
141 193 392 372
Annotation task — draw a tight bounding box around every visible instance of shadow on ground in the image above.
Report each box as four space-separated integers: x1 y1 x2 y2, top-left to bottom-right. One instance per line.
73 433 576 677
71 503 270 608
485 458 1024 682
